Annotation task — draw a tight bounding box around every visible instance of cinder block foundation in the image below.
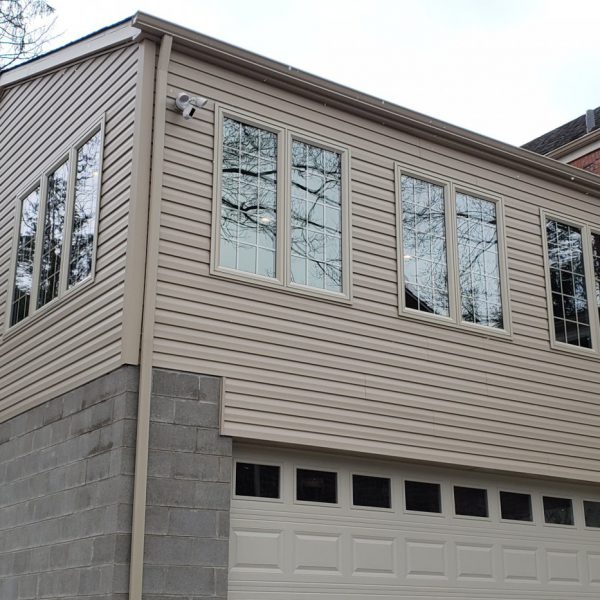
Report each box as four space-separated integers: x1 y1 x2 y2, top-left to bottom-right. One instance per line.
0 366 232 600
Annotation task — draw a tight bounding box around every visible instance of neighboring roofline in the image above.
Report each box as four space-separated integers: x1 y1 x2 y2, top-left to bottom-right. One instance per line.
547 128 600 160
0 18 140 88
131 12 600 198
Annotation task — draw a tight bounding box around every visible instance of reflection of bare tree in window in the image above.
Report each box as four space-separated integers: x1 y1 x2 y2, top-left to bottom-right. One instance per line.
11 188 39 325
401 176 448 316
38 162 69 308
68 131 101 287
456 194 503 328
547 220 590 347
592 233 600 325
220 118 277 277
290 141 342 292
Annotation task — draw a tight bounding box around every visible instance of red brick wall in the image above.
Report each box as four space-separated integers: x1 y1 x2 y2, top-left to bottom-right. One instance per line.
569 149 600 175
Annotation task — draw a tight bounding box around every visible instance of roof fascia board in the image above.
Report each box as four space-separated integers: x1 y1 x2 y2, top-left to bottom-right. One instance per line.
0 23 139 88
547 129 600 161
133 12 600 197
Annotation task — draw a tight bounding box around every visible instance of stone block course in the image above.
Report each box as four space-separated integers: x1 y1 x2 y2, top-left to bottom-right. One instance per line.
144 369 231 600
0 366 138 600
2 365 231 600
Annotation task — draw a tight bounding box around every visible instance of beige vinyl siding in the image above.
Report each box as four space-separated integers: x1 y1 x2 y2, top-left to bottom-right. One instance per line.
153 49 600 483
0 44 140 419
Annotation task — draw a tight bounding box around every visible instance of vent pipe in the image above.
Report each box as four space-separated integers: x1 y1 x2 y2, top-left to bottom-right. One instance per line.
585 109 596 133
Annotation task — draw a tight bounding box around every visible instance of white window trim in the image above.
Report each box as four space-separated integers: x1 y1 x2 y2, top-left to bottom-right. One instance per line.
232 458 284 503
210 105 352 303
395 163 512 337
540 208 600 357
4 117 105 334
350 471 394 513
293 464 341 508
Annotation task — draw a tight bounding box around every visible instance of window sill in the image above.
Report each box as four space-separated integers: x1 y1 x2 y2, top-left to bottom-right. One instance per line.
398 306 513 341
549 339 600 360
2 276 95 342
210 265 353 306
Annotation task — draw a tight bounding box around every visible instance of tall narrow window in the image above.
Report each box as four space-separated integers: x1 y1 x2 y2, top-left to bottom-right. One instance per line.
592 233 600 325
68 131 101 287
290 140 342 292
38 161 69 308
220 117 277 278
546 219 591 348
11 189 40 325
456 193 503 328
9 123 103 328
401 175 449 316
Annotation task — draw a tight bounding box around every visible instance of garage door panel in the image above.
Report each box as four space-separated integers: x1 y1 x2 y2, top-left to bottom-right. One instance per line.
230 528 283 573
230 446 600 598
588 553 600 584
351 536 396 576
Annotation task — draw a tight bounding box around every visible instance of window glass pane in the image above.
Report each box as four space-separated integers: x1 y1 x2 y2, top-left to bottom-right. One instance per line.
38 161 69 308
291 140 342 292
592 234 600 326
500 491 532 521
546 220 591 347
457 194 503 328
235 462 280 498
543 496 574 525
454 486 488 517
11 189 40 325
405 480 441 513
401 176 449 316
584 500 600 527
69 130 101 287
296 468 337 503
220 117 277 278
352 474 391 508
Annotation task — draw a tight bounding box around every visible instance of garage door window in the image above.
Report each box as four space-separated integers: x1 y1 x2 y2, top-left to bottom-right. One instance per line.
543 495 574 525
352 474 391 509
500 491 533 521
584 500 600 527
454 485 488 517
405 480 441 513
296 468 337 503
235 462 280 498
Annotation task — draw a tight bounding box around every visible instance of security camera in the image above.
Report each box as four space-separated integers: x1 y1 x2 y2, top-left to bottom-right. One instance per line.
175 92 208 120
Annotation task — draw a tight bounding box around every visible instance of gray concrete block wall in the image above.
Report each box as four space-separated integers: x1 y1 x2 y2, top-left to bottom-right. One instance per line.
0 366 139 600
144 369 232 600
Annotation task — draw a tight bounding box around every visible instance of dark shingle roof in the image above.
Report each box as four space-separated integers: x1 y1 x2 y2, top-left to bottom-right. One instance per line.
522 106 600 155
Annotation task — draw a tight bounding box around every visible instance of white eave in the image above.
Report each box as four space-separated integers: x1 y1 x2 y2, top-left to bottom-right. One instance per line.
0 21 140 88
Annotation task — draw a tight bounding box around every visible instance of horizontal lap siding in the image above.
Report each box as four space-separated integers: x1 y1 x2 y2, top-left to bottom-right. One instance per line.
0 45 139 419
154 50 600 482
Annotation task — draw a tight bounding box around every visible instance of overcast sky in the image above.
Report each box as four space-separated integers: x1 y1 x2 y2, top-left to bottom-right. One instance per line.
44 0 600 146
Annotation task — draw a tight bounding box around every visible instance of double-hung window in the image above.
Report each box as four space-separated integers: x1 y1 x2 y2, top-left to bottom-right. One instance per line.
542 212 600 352
213 109 350 299
397 167 509 333
8 123 103 327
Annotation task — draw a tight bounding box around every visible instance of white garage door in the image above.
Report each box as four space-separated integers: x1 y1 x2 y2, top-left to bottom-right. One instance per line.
229 445 600 599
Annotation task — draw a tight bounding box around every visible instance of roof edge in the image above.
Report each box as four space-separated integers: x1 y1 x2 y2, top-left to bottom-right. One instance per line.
132 12 600 198
547 128 600 160
0 18 139 89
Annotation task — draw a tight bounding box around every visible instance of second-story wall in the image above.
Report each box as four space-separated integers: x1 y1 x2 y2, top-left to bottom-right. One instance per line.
152 48 600 484
0 42 142 419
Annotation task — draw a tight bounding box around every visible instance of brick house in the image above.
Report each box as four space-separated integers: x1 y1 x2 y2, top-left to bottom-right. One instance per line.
523 106 600 175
